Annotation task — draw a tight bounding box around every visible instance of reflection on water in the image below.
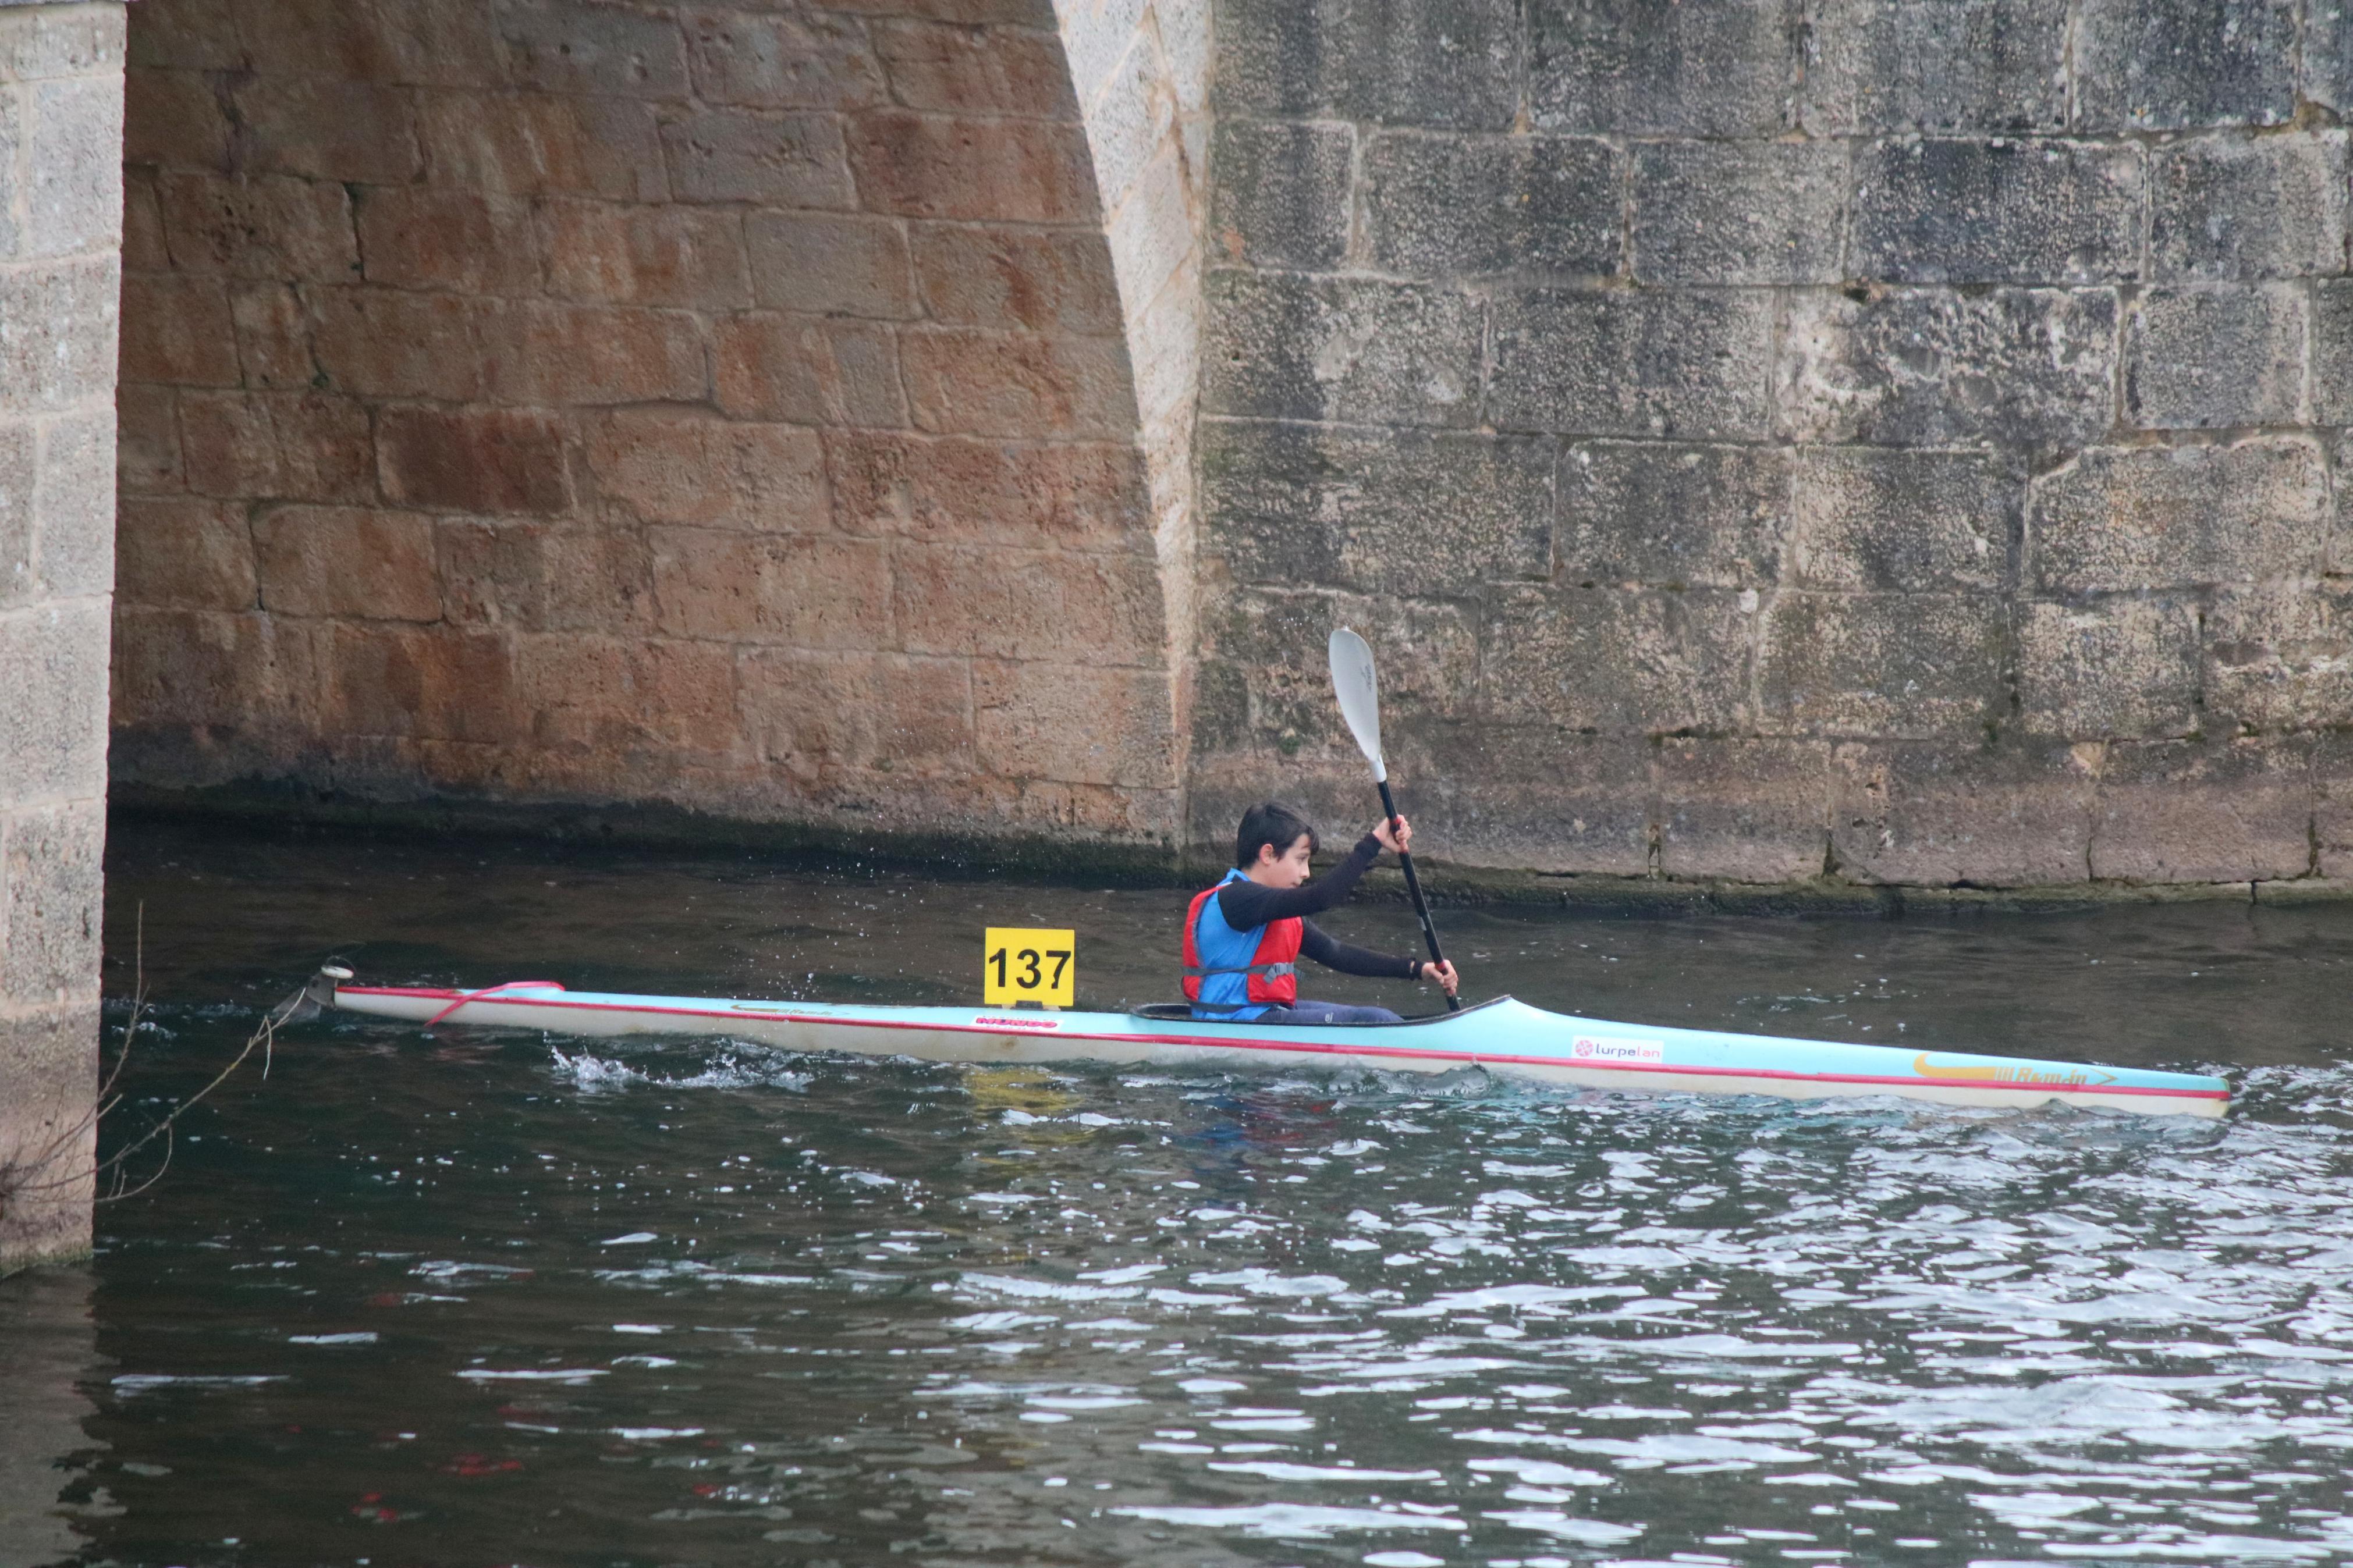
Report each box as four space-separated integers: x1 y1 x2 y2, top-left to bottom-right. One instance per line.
35 818 2353 1565
0 1268 100 1563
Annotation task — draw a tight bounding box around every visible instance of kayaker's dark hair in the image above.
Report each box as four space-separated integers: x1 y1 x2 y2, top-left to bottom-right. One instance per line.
1236 801 1318 867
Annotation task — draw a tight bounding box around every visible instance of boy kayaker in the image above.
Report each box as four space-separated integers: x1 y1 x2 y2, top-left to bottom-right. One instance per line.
1183 801 1460 1023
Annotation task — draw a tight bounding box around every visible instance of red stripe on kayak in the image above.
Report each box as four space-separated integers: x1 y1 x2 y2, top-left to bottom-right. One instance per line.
423 979 568 1027
335 986 2227 1101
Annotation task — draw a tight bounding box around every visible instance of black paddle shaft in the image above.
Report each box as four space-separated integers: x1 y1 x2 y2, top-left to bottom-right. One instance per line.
1376 778 1461 1012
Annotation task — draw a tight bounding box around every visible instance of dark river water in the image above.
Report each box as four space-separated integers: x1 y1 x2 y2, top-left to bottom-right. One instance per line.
9 816 2353 1568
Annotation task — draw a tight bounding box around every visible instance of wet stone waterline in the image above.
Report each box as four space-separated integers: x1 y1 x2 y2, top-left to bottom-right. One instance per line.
16 819 2353 1566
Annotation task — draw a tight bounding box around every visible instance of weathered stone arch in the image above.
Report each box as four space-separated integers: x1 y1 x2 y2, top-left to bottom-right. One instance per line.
1052 0 1211 789
109 0 1187 854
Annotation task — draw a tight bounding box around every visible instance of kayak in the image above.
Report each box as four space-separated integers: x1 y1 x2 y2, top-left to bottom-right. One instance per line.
310 969 2230 1118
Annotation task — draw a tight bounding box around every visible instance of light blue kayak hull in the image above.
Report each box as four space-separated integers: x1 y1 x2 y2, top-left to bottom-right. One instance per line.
324 977 2230 1118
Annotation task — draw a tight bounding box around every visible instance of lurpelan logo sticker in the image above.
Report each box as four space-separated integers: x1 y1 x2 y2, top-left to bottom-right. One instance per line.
1572 1035 1663 1064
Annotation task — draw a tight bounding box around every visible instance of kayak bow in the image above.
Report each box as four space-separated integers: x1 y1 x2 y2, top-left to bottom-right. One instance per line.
310 970 2229 1118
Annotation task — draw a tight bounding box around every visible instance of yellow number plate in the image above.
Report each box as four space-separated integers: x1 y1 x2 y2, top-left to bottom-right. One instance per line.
984 927 1076 1008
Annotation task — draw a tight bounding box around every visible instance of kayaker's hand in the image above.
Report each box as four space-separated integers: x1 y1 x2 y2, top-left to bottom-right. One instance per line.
1374 815 1411 855
1419 959 1458 997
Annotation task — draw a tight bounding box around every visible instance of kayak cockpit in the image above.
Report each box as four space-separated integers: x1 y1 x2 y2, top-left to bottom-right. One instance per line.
1125 999 1505 1026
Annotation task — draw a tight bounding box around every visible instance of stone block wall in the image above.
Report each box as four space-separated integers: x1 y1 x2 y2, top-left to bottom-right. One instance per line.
1193 0 2353 888
111 0 1179 847
0 0 118 1270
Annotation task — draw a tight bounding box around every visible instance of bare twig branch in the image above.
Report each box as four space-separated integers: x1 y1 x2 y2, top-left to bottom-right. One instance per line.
0 911 300 1215
86 1021 265 1201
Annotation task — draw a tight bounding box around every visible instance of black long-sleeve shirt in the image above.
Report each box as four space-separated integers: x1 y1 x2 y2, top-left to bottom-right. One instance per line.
1213 834 1421 980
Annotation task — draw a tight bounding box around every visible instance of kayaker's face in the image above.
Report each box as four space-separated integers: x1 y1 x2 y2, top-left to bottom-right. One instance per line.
1251 833 1315 888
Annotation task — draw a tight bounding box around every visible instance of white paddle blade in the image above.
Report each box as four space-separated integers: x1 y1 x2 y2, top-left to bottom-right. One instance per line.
1328 627 1387 784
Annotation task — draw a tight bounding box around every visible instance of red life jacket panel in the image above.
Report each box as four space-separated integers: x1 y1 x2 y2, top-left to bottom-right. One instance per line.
1181 881 1303 1008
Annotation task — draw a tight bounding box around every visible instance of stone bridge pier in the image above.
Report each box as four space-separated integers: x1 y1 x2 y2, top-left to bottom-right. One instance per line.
12 0 2353 1267
1 0 119 1273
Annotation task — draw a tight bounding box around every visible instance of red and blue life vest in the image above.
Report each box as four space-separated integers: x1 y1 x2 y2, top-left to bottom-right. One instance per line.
1181 869 1302 1019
